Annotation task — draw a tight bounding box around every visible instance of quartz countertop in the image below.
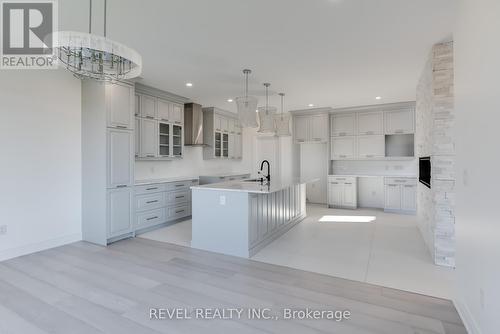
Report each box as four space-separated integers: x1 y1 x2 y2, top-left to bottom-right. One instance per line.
329 174 417 178
135 176 199 186
191 177 319 194
198 172 251 178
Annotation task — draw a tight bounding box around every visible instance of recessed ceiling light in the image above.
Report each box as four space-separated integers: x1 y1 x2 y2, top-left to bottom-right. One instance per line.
227 99 233 102
255 109 259 113
185 82 193 87
308 104 315 107
375 96 382 100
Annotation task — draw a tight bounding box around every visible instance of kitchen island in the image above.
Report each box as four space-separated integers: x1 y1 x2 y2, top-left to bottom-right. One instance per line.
190 178 310 258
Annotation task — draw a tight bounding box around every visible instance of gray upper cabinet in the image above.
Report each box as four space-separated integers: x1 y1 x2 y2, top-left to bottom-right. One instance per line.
293 114 329 143
135 117 140 158
139 118 157 158
294 116 309 143
170 103 184 124
134 85 187 160
331 113 356 137
385 108 415 134
157 99 171 122
106 83 134 130
357 111 383 135
203 107 242 160
140 94 157 119
107 128 134 189
134 94 140 117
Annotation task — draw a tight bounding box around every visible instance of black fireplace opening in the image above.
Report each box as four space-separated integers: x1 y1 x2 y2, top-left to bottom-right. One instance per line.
419 157 431 188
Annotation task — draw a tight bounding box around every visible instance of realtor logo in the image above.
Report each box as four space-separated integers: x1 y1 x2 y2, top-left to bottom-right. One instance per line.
1 0 57 69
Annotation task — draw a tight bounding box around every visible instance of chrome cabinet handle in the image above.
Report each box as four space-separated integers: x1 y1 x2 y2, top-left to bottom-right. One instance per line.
116 185 127 188
175 195 185 199
116 125 127 129
146 187 158 190
146 216 158 221
145 116 154 119
146 200 158 204
175 184 185 187
175 210 185 214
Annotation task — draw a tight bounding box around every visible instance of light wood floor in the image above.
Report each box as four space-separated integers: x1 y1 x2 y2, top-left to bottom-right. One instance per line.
0 238 466 334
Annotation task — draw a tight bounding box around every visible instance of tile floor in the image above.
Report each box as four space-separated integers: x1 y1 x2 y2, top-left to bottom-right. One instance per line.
139 204 455 299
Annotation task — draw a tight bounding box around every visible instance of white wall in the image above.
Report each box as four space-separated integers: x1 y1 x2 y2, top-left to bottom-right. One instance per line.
0 69 82 261
454 0 500 333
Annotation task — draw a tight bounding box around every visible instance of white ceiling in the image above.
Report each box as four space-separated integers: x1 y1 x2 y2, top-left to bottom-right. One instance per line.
59 0 456 112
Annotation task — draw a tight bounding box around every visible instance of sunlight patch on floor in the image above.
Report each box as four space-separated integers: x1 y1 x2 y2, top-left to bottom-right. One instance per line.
319 215 377 223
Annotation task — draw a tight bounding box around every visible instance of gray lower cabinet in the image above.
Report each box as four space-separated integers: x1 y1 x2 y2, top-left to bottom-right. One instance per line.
134 178 198 233
384 177 417 214
107 187 133 238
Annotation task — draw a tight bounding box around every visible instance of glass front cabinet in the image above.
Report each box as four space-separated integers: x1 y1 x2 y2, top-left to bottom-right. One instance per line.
135 89 184 160
202 107 243 160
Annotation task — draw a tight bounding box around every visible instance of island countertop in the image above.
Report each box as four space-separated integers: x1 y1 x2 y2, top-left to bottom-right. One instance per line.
190 177 318 194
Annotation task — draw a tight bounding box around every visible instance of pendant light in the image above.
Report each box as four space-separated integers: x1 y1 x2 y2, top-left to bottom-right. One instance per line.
274 93 291 136
258 83 277 133
235 69 258 128
52 0 142 82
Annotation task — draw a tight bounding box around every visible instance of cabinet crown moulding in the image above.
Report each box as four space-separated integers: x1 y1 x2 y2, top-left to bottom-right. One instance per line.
135 83 190 104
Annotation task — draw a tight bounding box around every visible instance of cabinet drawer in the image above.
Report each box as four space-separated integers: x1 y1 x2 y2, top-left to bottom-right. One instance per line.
166 190 190 205
328 176 357 184
384 177 417 185
136 208 165 227
136 192 164 211
167 204 190 220
135 183 166 195
165 180 194 191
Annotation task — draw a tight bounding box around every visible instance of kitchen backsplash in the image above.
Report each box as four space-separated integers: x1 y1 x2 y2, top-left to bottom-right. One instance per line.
331 159 418 176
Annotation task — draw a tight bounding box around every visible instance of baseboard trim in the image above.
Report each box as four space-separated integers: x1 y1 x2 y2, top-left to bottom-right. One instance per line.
454 298 482 334
0 233 82 262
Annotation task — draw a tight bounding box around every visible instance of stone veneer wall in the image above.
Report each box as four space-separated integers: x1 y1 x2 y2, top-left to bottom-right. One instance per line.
415 42 455 267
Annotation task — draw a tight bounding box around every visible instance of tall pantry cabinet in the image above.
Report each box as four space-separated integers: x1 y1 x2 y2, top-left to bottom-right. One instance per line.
82 80 135 245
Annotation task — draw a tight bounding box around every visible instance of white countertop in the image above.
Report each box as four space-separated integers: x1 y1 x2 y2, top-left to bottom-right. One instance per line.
329 174 417 178
135 176 199 186
198 172 251 178
191 177 318 194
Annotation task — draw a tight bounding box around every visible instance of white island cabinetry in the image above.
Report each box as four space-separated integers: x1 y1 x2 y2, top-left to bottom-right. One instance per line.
191 179 309 258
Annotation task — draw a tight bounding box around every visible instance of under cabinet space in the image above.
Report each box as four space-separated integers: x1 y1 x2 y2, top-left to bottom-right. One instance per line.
385 134 414 157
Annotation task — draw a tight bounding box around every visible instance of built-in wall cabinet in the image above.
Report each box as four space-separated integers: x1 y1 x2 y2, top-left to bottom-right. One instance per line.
82 81 135 245
203 107 243 160
134 85 187 160
293 113 329 144
330 103 415 160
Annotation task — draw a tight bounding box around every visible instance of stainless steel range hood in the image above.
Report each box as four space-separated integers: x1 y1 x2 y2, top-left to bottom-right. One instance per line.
184 103 206 146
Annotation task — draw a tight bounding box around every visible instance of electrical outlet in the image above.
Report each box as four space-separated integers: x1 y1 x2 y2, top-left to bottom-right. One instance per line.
0 225 7 235
219 195 226 206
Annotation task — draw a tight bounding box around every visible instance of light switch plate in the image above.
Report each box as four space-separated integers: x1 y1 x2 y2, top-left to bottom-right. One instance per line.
219 195 226 205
